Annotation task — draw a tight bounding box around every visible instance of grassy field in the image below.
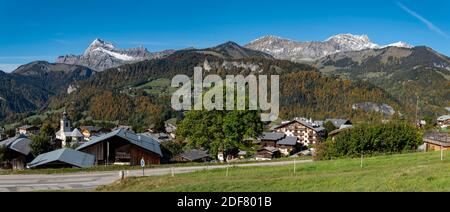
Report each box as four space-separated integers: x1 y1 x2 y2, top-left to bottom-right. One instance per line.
96 151 450 192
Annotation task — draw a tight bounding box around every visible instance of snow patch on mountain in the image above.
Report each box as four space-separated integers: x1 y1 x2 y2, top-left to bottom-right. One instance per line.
325 34 380 50
57 38 174 71
382 41 414 49
92 47 136 61
245 34 414 62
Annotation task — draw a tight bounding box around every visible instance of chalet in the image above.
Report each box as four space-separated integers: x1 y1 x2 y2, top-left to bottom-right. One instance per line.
0 134 33 170
17 125 40 136
259 132 285 147
80 126 110 139
55 111 84 147
416 120 427 128
27 148 95 169
173 149 211 163
165 124 177 139
76 129 162 166
273 119 325 146
328 126 354 141
276 136 299 156
113 125 134 132
325 119 353 129
237 150 247 159
437 115 450 128
147 133 172 142
423 132 450 151
255 147 280 160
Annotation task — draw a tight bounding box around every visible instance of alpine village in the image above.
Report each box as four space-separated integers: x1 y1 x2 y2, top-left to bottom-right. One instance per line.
1 35 449 172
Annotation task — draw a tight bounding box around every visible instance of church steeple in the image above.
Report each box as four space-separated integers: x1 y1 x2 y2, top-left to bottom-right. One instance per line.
61 108 71 133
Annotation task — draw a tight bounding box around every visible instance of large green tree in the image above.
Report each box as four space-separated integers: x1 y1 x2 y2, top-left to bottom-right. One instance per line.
323 121 337 138
30 134 53 157
177 110 263 159
40 122 55 138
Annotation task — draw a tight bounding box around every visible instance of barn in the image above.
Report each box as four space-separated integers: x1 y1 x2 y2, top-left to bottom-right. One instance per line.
173 149 211 163
0 134 33 170
76 129 162 166
27 148 95 169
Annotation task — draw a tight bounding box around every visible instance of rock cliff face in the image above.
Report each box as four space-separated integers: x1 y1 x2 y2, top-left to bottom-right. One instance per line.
352 102 396 117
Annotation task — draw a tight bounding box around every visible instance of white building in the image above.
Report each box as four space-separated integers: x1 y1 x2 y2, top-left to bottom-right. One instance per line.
55 111 83 147
437 115 450 128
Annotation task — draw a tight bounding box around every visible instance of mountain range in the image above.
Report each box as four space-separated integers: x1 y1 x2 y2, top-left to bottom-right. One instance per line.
0 34 448 124
56 39 175 71
51 42 397 126
245 34 414 62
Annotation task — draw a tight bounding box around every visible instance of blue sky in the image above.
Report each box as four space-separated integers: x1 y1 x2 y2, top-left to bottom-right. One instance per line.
0 0 449 72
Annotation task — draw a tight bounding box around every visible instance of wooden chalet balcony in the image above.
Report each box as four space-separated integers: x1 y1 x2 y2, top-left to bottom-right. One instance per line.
424 132 450 147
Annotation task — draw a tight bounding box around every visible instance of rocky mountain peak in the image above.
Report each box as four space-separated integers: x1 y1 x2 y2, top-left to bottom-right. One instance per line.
245 33 413 62
325 34 380 50
206 41 273 59
85 38 116 54
57 38 174 71
326 34 370 43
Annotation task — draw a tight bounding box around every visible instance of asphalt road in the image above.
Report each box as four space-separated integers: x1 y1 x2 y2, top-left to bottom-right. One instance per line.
0 160 313 192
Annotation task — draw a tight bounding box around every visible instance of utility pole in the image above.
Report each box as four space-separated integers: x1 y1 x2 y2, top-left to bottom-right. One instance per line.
415 94 419 124
226 164 229 177
294 158 296 173
360 153 364 168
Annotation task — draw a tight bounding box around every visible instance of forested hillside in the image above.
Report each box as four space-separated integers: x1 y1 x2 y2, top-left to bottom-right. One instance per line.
316 46 450 117
0 62 95 122
47 43 400 127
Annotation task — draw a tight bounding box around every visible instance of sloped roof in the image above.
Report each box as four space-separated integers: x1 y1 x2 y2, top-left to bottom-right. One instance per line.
258 146 279 153
325 119 352 128
113 125 133 132
71 129 83 137
277 136 298 146
438 115 450 121
80 126 102 132
18 125 38 130
56 128 84 138
329 126 353 136
179 149 210 161
260 132 285 141
274 120 325 132
0 134 32 155
27 148 95 168
76 129 162 156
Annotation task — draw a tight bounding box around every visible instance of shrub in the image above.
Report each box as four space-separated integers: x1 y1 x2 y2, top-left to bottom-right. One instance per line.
315 122 423 160
0 145 7 164
30 134 53 157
